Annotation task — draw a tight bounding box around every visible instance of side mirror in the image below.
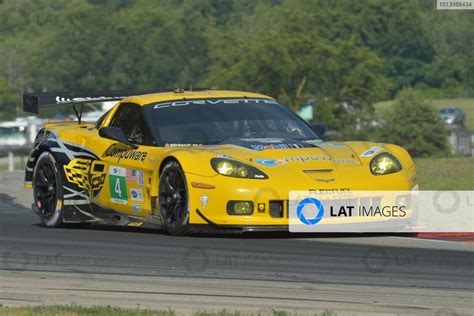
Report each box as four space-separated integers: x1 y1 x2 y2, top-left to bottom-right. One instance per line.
99 126 139 149
311 123 327 137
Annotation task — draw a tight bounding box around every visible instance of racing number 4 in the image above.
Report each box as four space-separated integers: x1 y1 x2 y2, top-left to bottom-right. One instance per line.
109 167 128 204
115 178 122 198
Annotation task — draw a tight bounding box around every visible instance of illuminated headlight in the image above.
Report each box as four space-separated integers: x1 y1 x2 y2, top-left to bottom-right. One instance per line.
211 158 268 179
370 153 402 175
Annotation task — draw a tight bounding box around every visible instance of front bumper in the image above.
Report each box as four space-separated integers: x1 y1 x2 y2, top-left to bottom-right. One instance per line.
186 164 417 227
190 208 417 233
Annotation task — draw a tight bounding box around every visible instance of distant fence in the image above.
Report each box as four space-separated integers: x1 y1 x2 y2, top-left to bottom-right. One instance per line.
0 145 31 158
447 126 473 157
0 145 31 171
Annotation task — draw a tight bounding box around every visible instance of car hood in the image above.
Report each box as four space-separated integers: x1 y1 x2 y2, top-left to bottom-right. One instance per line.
191 139 363 170
165 139 413 186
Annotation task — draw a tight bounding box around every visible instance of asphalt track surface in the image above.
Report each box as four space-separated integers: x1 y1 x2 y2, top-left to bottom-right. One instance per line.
0 172 473 315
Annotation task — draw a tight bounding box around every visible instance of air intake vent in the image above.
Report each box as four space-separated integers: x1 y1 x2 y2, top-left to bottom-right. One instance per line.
269 201 284 218
303 169 333 173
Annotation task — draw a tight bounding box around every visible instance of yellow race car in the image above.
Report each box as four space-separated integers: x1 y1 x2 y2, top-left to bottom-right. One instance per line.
23 89 417 235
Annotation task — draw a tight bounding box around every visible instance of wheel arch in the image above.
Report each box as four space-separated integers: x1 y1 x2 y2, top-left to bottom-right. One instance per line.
25 133 62 186
156 155 190 236
159 156 181 176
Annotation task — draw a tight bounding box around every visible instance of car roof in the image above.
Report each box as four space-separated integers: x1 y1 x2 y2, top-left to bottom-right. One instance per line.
121 90 274 106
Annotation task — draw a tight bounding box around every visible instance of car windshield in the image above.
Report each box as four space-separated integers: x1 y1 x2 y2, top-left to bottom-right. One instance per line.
144 98 319 145
440 108 455 114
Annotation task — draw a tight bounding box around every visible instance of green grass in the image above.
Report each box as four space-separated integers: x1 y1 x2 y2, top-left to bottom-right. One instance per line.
0 305 173 316
415 157 474 190
0 306 336 316
0 161 25 171
0 155 28 171
374 98 474 130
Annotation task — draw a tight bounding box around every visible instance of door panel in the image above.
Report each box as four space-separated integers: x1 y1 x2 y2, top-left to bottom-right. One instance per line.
89 102 163 219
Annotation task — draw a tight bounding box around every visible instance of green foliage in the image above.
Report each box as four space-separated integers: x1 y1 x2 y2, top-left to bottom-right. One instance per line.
378 89 449 158
355 0 436 96
0 0 472 155
422 10 474 97
206 1 387 113
0 79 18 120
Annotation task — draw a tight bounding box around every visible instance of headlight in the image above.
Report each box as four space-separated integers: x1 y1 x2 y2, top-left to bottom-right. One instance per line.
370 153 402 175
211 158 268 179
227 201 254 215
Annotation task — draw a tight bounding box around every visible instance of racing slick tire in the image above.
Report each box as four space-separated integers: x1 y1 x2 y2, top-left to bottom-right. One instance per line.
159 161 190 236
32 152 65 228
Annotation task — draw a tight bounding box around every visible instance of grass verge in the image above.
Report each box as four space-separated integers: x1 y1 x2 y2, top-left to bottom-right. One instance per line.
0 306 336 316
415 157 474 190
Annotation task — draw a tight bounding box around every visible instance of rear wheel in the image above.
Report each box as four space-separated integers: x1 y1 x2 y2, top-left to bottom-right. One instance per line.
33 152 64 227
158 161 189 236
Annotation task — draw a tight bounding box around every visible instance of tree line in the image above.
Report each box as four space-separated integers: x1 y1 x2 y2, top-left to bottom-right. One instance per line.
0 0 472 153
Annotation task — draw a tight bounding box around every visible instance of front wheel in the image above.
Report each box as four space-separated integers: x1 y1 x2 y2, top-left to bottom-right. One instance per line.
158 161 189 236
32 152 64 227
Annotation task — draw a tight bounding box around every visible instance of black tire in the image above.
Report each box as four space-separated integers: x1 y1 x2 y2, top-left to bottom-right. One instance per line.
158 161 189 236
32 152 64 227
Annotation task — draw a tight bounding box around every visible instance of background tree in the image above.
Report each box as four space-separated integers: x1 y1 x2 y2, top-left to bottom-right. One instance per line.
353 0 436 97
0 80 17 120
0 0 472 146
378 89 449 158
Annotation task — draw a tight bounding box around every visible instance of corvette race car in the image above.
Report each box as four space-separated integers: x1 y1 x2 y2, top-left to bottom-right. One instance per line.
23 89 417 235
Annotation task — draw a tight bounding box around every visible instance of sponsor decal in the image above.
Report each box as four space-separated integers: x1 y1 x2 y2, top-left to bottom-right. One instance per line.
137 170 144 186
360 147 384 157
127 222 143 227
132 204 141 212
256 156 357 166
153 98 278 109
55 95 126 104
165 143 202 147
150 213 161 221
130 188 143 201
313 142 347 147
126 168 137 182
109 166 128 204
200 194 209 209
63 158 106 201
105 146 147 162
126 168 144 185
314 178 336 183
250 143 305 151
216 153 232 159
240 138 284 143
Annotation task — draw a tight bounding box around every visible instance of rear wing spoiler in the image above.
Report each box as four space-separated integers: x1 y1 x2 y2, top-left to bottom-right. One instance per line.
22 92 137 114
23 88 211 123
